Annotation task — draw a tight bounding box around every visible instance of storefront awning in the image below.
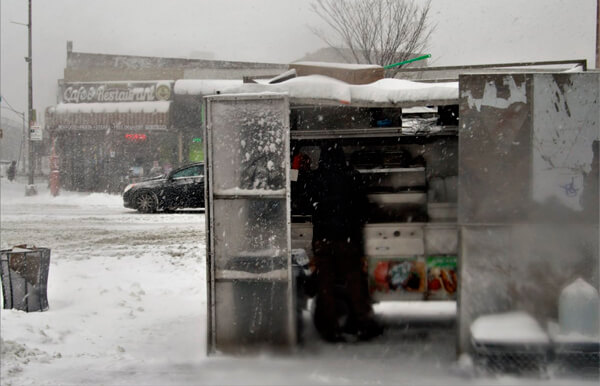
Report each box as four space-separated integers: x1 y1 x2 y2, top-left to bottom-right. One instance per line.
46 101 171 132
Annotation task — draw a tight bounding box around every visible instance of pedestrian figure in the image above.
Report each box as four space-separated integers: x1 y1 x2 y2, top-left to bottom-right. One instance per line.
7 161 16 182
309 144 382 342
149 161 163 177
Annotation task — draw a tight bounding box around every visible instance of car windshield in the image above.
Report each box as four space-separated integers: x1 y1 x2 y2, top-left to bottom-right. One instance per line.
171 165 203 179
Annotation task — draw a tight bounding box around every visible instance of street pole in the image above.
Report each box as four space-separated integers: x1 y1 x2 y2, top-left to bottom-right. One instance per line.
21 112 26 174
596 0 599 68
27 0 34 188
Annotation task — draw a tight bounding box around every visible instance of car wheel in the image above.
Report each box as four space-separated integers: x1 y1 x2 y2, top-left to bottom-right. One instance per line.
135 192 157 213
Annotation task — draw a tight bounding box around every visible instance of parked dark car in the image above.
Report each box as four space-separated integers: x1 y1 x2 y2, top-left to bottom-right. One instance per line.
123 163 205 213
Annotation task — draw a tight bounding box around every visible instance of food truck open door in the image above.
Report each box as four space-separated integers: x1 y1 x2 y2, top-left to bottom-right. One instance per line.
204 93 294 354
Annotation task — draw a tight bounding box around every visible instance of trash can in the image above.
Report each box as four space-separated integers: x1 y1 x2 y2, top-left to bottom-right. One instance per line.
0 246 50 312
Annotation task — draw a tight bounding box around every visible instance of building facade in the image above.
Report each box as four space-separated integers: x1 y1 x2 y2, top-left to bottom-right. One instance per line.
46 42 287 192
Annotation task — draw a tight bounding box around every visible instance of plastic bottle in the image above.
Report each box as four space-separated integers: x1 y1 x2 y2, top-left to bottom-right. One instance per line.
558 278 600 336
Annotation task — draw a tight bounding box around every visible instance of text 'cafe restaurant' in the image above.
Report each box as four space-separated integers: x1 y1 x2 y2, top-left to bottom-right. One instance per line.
45 80 204 193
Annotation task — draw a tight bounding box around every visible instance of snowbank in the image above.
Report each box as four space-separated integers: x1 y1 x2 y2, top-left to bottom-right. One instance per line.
470 311 550 345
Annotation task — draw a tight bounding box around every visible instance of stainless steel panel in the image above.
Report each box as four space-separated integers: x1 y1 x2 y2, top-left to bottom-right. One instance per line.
209 97 288 193
457 73 599 355
205 94 294 354
367 192 427 222
458 73 599 224
428 176 458 203
427 203 457 222
458 74 532 224
368 192 426 205
214 281 292 353
531 74 599 220
212 198 288 272
424 224 458 255
363 223 424 256
358 167 426 190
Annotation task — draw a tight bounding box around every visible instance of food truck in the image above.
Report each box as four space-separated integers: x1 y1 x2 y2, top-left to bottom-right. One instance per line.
200 66 461 353
198 65 598 360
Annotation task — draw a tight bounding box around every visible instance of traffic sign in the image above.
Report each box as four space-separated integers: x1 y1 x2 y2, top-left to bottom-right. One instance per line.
30 125 42 141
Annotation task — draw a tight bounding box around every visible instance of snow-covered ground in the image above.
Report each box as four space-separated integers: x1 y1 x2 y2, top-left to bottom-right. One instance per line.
0 177 596 385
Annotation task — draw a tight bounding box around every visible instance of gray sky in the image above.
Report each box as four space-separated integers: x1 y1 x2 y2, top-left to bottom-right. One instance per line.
0 0 597 124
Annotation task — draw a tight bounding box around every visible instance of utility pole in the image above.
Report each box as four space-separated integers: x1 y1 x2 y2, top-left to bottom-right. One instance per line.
8 1 35 194
27 0 35 190
596 0 599 68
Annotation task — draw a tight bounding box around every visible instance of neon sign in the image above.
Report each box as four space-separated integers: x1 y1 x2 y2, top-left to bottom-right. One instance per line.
125 133 147 141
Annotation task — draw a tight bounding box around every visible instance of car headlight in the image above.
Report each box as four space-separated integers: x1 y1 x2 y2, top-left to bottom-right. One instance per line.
123 184 135 194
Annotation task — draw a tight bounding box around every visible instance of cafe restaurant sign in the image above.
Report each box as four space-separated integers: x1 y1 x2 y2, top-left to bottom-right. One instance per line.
62 81 173 104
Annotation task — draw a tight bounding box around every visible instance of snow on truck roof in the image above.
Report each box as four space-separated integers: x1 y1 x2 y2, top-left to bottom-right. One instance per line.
174 75 459 107
291 61 383 70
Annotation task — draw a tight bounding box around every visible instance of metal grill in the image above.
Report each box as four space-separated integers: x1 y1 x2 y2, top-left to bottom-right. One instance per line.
551 344 600 377
472 340 600 377
472 341 550 375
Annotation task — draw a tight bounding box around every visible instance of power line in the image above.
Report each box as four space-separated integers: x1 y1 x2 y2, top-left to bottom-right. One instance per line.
1 106 25 121
0 95 24 116
1 96 27 175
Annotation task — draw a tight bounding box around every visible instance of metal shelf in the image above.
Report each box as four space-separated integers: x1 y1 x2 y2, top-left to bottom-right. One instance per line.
214 193 286 200
358 167 426 173
291 126 458 140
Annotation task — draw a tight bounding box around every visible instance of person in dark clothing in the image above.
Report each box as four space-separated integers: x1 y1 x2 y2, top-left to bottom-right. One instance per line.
309 143 382 342
7 161 16 182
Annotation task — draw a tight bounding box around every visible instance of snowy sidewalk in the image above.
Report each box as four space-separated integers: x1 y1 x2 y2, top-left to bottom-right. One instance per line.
1 181 596 385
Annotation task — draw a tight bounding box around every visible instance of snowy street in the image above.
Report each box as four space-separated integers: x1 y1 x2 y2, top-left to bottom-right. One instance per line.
0 179 595 385
1 180 206 385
